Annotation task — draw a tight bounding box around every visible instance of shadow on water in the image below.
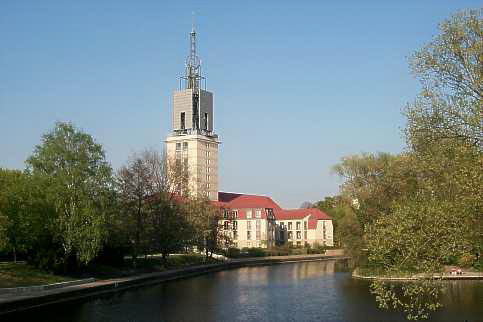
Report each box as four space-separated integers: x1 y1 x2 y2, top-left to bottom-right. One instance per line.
4 259 483 322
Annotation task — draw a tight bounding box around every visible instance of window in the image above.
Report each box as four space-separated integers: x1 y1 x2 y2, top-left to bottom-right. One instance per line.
256 231 260 240
180 112 185 129
207 167 211 173
247 231 251 240
176 143 181 151
246 210 252 219
304 221 307 230
280 222 284 228
223 210 229 219
296 222 301 230
183 142 188 150
247 221 252 230
232 210 238 219
279 231 284 240
304 231 307 240
224 221 229 230
288 231 293 239
255 209 262 218
204 112 208 130
288 222 292 230
297 241 302 247
296 231 301 239
256 220 261 231
233 220 238 230
233 230 238 240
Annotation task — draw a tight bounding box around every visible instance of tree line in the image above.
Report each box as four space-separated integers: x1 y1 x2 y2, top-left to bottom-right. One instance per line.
0 123 230 271
312 9 481 320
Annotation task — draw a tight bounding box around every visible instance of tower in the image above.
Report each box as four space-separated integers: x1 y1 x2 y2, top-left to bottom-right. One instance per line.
165 25 220 201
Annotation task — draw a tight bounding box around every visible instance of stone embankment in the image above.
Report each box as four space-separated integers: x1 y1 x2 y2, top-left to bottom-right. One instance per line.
0 252 348 315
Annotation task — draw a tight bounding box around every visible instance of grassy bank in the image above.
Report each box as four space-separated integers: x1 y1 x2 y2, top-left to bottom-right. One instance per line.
0 254 221 288
0 263 72 288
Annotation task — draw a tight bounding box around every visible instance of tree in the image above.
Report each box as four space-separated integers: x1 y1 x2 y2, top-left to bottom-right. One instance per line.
299 201 313 209
185 198 231 259
0 169 31 263
26 122 114 267
406 8 482 148
116 149 194 264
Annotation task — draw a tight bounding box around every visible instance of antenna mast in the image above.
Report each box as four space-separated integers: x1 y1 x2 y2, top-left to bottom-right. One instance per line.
183 12 203 90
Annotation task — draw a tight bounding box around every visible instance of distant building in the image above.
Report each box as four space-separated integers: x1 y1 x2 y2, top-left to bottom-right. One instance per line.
165 25 219 201
215 192 333 248
165 27 333 248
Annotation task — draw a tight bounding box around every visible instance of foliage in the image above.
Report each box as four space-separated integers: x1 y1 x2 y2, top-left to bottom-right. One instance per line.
26 122 114 266
371 280 442 321
185 198 231 258
333 9 482 320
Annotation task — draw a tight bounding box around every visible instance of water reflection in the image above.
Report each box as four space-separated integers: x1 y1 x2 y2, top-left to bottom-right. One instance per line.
4 260 482 322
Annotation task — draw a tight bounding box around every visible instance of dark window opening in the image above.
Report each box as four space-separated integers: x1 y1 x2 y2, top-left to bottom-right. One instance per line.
180 112 185 130
204 112 208 130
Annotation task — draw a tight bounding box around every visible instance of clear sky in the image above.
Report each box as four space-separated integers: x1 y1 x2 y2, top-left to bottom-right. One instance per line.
1 1 480 208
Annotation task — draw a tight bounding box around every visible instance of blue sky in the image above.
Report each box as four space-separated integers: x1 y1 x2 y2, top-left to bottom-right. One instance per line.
1 1 480 208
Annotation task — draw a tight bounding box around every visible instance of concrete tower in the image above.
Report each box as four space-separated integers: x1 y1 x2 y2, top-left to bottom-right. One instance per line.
165 25 220 201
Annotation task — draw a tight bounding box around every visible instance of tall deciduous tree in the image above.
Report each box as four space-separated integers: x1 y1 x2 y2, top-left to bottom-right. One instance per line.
117 149 193 263
26 122 113 266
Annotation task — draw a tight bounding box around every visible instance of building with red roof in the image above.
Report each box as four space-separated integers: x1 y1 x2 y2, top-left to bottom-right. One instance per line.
214 192 333 248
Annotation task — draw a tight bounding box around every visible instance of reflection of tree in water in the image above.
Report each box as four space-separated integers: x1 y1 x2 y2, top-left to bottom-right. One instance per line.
440 280 483 307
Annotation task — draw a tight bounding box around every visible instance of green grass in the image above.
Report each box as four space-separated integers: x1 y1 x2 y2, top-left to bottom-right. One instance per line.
0 254 221 287
0 263 72 288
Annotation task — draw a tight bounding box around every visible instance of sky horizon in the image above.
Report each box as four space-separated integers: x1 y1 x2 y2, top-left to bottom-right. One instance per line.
1 1 480 208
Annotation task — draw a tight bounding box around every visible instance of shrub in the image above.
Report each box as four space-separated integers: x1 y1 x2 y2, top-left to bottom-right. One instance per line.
225 247 241 258
458 253 476 268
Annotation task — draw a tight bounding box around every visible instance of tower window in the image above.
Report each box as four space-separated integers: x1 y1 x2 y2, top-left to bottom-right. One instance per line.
204 112 208 130
180 112 185 130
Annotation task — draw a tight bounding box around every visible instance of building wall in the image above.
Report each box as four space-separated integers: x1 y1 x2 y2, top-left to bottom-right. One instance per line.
166 134 219 201
199 90 213 131
172 89 213 132
275 218 334 247
173 90 193 130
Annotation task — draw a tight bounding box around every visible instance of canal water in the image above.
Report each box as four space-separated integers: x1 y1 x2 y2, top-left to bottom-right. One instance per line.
5 260 483 322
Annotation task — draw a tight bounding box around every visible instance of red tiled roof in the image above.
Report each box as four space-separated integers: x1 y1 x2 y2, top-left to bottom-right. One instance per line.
275 208 331 221
213 192 331 226
217 192 282 210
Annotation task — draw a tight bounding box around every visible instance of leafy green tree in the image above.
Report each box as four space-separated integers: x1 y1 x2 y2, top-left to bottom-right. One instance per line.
26 122 114 266
334 9 482 320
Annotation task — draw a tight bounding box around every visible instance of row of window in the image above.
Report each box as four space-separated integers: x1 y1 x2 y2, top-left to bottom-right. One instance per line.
283 230 307 240
280 221 307 231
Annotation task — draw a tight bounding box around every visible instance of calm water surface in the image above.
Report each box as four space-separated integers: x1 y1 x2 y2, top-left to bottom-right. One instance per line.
6 260 483 322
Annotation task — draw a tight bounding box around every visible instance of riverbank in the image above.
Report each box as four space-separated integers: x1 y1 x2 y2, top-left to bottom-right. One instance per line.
0 253 348 315
352 267 483 281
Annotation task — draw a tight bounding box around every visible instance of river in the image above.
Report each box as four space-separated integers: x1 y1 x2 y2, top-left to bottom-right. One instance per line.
5 260 483 322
